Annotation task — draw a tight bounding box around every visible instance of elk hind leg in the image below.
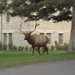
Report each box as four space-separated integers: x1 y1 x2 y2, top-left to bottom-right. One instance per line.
43 46 48 55
45 46 48 55
38 47 41 55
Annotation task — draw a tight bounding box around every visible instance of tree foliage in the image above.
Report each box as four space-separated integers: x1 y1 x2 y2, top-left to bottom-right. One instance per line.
1 0 75 52
9 0 74 22
0 0 8 14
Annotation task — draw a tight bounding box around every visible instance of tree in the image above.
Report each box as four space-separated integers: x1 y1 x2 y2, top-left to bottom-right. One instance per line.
8 0 75 52
0 0 8 54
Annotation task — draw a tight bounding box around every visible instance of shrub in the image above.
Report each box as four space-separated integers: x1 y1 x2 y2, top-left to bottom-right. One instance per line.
51 45 55 50
25 46 28 51
57 45 64 50
3 44 7 50
18 46 24 51
63 43 69 50
55 41 60 50
54 41 69 50
12 45 17 50
8 43 13 50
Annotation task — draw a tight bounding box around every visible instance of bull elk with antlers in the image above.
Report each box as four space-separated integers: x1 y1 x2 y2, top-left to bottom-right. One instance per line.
19 22 49 55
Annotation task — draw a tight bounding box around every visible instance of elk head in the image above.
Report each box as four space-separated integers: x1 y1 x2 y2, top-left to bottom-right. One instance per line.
18 22 39 40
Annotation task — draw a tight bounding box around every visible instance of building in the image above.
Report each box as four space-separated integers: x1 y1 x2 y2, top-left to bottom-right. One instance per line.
0 0 71 49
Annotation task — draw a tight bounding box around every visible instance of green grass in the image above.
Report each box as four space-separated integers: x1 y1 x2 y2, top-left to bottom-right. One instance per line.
0 50 75 69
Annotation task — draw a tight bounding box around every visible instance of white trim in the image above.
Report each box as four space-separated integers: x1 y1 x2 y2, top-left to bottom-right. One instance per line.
37 30 70 33
58 32 64 33
2 29 31 33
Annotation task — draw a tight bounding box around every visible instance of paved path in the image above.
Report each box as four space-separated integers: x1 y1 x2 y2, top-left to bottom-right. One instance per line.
0 59 75 75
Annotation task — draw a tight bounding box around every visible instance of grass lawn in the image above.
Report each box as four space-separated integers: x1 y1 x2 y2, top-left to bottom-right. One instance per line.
0 50 75 69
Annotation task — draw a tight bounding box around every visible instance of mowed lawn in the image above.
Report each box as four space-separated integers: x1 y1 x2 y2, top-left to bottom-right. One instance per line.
0 50 75 68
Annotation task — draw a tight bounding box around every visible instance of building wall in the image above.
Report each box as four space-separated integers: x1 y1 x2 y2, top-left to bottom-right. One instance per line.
0 13 71 49
36 19 71 45
0 0 72 49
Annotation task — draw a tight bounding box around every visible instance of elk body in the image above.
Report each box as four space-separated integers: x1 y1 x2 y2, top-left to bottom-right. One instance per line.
19 23 49 55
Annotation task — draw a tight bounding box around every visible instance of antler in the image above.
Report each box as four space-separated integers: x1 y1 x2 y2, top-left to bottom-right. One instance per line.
30 23 39 33
18 21 26 34
18 19 39 34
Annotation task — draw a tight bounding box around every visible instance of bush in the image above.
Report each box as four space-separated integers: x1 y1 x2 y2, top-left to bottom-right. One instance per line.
8 43 13 50
0 43 7 50
3 44 7 50
25 46 28 51
51 45 55 50
12 45 17 50
55 41 60 50
18 46 24 51
29 46 32 51
63 43 69 50
0 43 28 51
54 41 69 50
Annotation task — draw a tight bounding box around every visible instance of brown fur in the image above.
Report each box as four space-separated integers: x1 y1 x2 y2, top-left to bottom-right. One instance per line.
19 23 49 55
24 33 49 55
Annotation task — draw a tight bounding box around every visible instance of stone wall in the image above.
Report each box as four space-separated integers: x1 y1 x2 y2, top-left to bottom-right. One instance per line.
0 13 71 49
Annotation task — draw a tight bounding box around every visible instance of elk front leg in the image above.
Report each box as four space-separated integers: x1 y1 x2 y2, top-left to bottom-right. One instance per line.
32 46 35 56
42 48 45 55
42 50 45 55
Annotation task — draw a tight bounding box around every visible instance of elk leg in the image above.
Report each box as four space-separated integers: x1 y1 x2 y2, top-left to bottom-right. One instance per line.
43 46 48 55
32 46 35 56
42 46 46 55
38 47 41 55
45 46 48 55
42 49 45 55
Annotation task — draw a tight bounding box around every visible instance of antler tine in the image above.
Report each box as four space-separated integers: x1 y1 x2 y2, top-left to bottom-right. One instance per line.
30 23 40 33
18 21 26 34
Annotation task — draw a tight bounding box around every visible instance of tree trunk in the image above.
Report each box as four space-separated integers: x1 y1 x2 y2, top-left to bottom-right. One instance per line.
0 50 2 54
68 4 75 52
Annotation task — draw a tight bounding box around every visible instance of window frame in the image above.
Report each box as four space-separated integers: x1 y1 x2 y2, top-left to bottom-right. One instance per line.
9 33 12 44
6 13 10 22
46 33 51 44
3 33 7 45
59 33 63 44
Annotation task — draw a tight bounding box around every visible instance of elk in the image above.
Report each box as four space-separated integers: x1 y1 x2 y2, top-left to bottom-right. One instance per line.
18 22 49 55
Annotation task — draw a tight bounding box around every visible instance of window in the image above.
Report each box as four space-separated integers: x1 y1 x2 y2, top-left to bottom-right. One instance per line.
9 33 12 44
40 33 44 35
3 33 7 44
46 33 51 44
6 13 10 22
59 33 63 44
